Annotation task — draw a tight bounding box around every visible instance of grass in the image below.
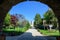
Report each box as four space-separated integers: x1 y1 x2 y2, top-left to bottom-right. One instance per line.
3 27 28 32
2 26 29 36
38 29 60 36
14 27 28 32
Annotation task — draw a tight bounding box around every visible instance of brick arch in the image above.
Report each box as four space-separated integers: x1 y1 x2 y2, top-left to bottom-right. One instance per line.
0 0 60 40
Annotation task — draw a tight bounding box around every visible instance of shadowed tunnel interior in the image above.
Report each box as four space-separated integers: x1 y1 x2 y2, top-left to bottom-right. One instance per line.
0 0 60 40
6 32 57 40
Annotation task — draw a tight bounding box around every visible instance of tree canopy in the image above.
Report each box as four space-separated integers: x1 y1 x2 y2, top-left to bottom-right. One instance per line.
4 13 11 25
43 8 58 28
44 8 55 24
34 13 42 28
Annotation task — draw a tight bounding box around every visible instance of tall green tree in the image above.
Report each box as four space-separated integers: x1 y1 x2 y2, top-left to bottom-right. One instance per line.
34 13 42 28
44 8 55 24
51 17 58 28
4 13 11 26
14 14 26 26
44 8 59 29
25 21 30 29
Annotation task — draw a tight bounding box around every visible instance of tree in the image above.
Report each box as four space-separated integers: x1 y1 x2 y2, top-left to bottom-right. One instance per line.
44 8 59 29
10 15 18 26
14 14 26 27
51 17 58 29
34 13 42 28
4 13 11 26
25 21 30 29
14 14 25 22
44 8 55 24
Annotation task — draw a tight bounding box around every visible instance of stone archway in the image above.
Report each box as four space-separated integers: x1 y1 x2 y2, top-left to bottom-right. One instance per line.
0 0 60 40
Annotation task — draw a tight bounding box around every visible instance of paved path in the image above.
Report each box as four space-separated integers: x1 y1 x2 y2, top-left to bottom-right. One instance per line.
6 29 56 40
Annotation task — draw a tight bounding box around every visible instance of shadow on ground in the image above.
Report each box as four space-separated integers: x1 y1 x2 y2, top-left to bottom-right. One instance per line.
6 32 58 40
0 31 24 36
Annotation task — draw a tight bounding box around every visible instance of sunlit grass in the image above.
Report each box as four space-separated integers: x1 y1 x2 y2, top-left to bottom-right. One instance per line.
3 26 28 32
2 26 29 36
38 29 60 36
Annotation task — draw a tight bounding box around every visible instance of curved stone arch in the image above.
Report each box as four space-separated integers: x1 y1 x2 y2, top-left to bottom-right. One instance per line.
0 0 60 24
0 0 60 40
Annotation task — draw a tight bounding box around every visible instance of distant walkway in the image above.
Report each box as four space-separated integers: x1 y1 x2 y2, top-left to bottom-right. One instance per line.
6 29 56 40
26 29 43 36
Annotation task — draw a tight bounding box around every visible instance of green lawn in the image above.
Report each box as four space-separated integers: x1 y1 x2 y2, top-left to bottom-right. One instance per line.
38 29 60 36
2 26 29 36
3 27 28 32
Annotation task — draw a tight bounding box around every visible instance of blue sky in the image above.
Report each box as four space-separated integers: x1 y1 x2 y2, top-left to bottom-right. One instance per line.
9 1 49 22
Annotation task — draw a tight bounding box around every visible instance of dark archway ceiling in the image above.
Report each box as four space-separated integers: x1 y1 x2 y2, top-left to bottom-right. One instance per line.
0 0 60 40
0 0 60 27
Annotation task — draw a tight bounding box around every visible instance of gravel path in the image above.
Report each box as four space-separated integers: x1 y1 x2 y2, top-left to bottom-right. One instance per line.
6 29 56 40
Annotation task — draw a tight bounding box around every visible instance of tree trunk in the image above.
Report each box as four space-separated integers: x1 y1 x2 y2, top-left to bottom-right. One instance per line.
56 22 59 30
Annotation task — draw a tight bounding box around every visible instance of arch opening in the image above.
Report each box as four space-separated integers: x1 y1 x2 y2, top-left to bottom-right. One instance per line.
0 0 60 40
2 1 59 36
